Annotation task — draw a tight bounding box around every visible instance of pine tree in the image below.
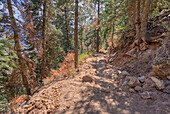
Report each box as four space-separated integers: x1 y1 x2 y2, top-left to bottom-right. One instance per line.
74 0 78 69
96 0 100 52
41 0 47 82
0 36 18 112
141 0 151 43
135 0 141 45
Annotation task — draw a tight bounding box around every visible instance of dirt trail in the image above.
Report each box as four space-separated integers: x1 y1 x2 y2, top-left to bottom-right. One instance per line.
17 53 170 114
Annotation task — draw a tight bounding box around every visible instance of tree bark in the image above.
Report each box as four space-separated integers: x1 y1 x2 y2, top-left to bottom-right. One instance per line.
135 0 141 45
74 0 78 69
96 0 100 52
41 0 47 82
7 0 31 95
65 6 70 51
111 21 115 48
81 29 83 53
141 0 151 43
111 3 116 48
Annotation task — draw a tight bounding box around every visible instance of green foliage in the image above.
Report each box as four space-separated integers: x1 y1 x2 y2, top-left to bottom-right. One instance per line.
84 26 96 48
54 0 75 53
100 0 129 43
0 37 17 112
2 0 169 111
151 0 169 18
78 50 94 64
46 23 65 72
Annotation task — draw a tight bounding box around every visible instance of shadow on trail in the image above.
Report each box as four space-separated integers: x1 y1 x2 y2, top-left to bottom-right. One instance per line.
54 53 167 114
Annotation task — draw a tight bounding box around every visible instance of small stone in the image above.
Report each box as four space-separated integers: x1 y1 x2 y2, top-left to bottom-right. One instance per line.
37 104 43 109
31 109 39 114
167 76 170 80
140 91 151 99
128 77 140 87
143 78 156 91
23 105 32 109
76 69 79 72
66 105 70 109
84 65 91 69
146 72 156 78
134 86 142 91
138 76 146 83
103 69 114 76
100 88 110 93
163 85 170 94
122 81 128 86
122 71 130 76
19 109 28 114
27 106 35 112
125 76 132 81
125 48 137 58
47 110 52 113
82 75 93 82
47 105 55 110
129 88 136 93
37 110 43 113
117 70 122 74
150 77 165 90
35 103 40 108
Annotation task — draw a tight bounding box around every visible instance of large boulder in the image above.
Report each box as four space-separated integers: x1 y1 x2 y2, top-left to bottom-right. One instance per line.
152 37 170 78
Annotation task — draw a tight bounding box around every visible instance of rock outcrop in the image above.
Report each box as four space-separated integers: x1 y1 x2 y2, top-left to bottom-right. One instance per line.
152 36 170 78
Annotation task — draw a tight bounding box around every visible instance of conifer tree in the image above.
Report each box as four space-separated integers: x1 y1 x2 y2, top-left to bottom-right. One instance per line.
74 0 78 68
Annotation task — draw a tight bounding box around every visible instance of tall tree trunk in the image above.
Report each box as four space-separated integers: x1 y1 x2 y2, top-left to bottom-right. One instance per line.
65 6 70 51
7 0 31 95
96 0 100 52
111 3 116 48
111 21 115 48
141 0 151 43
81 30 83 53
74 0 78 69
41 0 47 82
135 0 141 45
